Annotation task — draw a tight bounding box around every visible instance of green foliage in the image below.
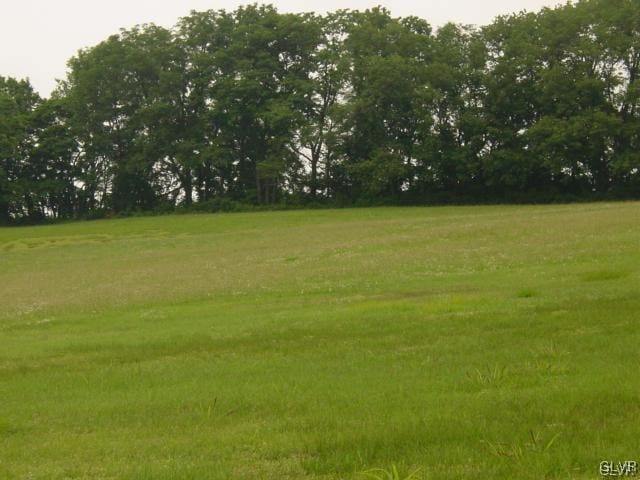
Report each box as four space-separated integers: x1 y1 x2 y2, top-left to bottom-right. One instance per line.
3 0 640 222
358 464 422 480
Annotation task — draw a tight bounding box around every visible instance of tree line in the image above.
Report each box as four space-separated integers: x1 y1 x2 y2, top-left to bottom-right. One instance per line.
1 0 639 223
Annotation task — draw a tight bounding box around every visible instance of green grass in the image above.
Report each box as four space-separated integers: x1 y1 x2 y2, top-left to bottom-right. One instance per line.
1 203 639 479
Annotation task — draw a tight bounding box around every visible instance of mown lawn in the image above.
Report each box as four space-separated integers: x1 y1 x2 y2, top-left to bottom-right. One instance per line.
1 203 639 479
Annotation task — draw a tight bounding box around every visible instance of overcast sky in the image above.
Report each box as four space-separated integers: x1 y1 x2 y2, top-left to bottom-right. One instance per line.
1 0 560 97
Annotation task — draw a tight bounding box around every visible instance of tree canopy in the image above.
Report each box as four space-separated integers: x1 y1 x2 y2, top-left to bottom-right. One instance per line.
2 0 639 223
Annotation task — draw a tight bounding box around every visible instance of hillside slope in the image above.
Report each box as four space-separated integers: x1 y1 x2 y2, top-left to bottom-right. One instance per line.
1 203 639 479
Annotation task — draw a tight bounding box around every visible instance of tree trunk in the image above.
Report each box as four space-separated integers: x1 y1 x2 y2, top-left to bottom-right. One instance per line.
182 172 193 205
310 151 319 198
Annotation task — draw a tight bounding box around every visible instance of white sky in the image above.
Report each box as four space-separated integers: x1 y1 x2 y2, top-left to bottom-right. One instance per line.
1 0 560 97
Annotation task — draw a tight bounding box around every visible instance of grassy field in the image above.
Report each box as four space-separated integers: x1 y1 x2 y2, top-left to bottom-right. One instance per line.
1 203 639 479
